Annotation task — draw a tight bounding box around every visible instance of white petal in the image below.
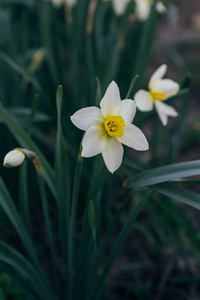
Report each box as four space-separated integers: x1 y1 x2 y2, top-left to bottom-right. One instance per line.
113 0 130 15
100 81 121 118
81 126 107 157
71 107 103 131
156 2 167 14
120 100 136 124
151 79 180 99
149 64 167 89
102 138 124 173
134 90 153 111
117 123 149 151
156 79 180 99
135 0 151 21
3 150 25 167
68 0 77 7
155 100 178 126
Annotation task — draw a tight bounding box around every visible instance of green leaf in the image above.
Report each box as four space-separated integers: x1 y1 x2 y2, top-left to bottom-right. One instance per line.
0 177 36 261
40 4 60 86
88 190 153 300
4 107 50 123
0 102 56 199
125 75 139 99
19 162 31 234
1 0 36 5
95 77 102 106
67 156 83 300
28 94 40 134
153 183 200 211
0 177 52 294
88 200 97 241
124 160 200 189
0 241 55 300
0 48 42 92
37 175 59 292
55 85 70 273
132 0 159 92
100 190 135 256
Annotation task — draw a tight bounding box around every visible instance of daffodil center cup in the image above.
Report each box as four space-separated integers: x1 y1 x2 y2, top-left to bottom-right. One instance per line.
104 115 125 137
144 0 152 4
150 91 166 102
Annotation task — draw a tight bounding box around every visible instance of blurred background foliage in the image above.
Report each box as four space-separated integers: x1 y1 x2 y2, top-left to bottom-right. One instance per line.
0 0 199 299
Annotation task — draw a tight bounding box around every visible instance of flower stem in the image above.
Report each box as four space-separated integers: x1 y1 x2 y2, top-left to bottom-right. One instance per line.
67 152 83 300
126 75 139 99
88 189 153 300
38 174 60 297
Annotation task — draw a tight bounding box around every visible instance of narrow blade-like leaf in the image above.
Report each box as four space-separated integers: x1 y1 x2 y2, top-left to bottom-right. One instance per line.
153 182 200 211
124 160 200 188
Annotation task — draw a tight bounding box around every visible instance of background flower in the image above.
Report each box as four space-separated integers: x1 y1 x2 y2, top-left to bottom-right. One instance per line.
44 0 77 8
103 0 131 16
134 64 180 126
135 0 166 21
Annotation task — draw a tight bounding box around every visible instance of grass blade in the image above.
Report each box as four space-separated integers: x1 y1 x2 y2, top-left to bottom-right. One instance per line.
0 240 54 300
0 48 42 92
0 177 53 295
124 160 200 188
55 85 71 281
153 182 200 210
88 190 153 300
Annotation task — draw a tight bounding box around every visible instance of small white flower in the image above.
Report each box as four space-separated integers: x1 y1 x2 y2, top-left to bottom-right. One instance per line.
135 0 166 21
44 0 76 8
3 150 25 168
67 0 77 7
103 0 131 16
134 64 180 126
71 81 149 173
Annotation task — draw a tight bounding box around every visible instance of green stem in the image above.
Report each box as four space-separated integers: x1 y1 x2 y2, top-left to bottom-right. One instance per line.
125 75 139 99
88 190 153 300
38 175 60 297
88 191 135 289
19 162 31 235
100 190 135 256
132 0 159 93
68 154 83 300
55 85 71 289
74 157 105 300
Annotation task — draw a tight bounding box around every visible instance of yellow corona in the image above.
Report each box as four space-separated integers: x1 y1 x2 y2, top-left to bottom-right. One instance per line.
104 115 125 137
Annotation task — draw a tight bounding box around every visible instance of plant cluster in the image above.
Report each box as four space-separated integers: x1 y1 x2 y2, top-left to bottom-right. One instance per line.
0 0 199 299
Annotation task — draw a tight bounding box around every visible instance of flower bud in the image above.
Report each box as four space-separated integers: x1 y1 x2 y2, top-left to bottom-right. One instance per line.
3 150 25 168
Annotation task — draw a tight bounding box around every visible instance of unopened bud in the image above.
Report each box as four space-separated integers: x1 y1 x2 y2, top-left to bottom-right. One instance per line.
29 48 46 73
3 150 25 168
3 148 41 174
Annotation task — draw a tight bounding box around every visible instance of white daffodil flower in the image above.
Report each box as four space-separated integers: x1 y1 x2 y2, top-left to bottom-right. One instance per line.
135 0 166 21
103 0 131 16
44 0 76 8
71 81 149 173
3 149 25 168
67 0 77 7
134 64 180 126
